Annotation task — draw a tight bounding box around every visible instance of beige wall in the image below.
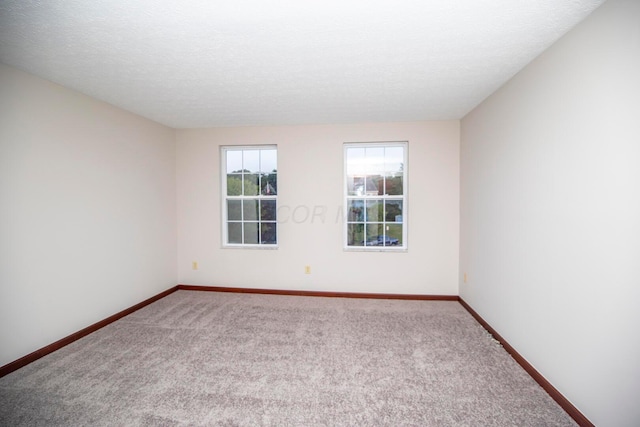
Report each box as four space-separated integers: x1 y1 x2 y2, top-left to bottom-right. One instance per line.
460 0 640 425
177 121 459 295
0 64 177 367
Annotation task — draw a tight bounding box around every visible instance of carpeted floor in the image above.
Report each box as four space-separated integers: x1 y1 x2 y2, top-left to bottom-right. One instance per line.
0 290 576 426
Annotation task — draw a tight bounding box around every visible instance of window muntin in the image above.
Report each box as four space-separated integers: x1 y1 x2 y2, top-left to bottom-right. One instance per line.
222 146 277 247
345 142 406 249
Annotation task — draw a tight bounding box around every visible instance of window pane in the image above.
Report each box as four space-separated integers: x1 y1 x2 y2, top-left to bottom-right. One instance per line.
386 224 402 246
243 199 259 221
227 174 242 196
227 200 242 221
261 222 277 244
366 147 385 175
346 148 366 176
260 149 277 174
347 200 364 222
369 175 384 195
366 200 383 222
244 174 260 196
226 150 243 173
385 175 403 195
385 200 403 222
243 150 260 173
262 173 277 195
365 224 385 246
261 200 276 221
347 223 364 246
243 222 259 244
348 175 365 196
384 147 404 175
228 222 242 244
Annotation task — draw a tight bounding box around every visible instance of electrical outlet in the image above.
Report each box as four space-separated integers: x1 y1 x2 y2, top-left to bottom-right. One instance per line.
304 265 311 274
464 272 467 283
192 261 198 270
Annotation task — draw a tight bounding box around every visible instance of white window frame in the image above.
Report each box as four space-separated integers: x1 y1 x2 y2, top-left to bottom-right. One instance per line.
343 141 408 251
221 145 278 249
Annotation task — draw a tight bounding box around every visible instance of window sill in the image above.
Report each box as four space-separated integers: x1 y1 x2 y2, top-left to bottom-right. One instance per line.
344 247 408 253
222 245 279 250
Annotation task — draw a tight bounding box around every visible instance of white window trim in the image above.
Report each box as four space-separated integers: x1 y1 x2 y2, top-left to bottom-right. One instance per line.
343 141 408 252
221 145 278 249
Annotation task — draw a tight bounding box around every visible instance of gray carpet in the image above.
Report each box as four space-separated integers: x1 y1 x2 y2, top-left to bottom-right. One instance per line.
0 290 576 426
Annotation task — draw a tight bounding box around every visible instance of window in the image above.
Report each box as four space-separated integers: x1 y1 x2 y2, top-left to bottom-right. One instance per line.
344 142 407 250
222 146 277 247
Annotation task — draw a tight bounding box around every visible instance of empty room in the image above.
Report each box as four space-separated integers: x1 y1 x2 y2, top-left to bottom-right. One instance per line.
1 0 638 426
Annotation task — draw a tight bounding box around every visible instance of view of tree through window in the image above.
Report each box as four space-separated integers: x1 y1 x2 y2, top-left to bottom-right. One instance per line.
345 143 406 249
222 147 277 246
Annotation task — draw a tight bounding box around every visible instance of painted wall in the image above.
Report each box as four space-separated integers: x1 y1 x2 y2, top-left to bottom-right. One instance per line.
177 121 459 295
460 0 640 425
0 64 177 367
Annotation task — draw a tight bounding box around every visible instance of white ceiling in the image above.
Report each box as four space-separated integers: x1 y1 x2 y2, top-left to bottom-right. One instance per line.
0 0 606 129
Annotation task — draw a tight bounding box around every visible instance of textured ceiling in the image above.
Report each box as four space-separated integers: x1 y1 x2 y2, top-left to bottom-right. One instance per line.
0 0 606 128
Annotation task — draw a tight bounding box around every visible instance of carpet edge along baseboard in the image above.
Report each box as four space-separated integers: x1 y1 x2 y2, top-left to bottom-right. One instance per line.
457 297 594 427
177 284 459 300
